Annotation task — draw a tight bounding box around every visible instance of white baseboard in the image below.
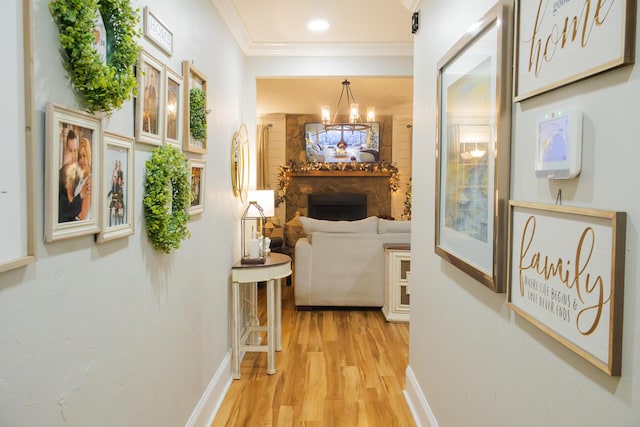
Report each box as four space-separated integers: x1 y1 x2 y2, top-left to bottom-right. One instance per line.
185 351 233 427
404 365 439 427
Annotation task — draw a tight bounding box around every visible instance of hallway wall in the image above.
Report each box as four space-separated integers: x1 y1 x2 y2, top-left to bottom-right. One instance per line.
407 0 640 426
0 0 246 425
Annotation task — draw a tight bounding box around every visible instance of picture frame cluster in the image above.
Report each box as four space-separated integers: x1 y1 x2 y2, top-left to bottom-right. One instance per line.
44 44 210 243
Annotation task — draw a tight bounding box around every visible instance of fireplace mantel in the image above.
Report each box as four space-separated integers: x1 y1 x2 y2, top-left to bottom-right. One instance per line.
289 171 392 177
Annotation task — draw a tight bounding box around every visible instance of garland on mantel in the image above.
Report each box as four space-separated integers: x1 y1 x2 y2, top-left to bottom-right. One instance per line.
276 160 400 206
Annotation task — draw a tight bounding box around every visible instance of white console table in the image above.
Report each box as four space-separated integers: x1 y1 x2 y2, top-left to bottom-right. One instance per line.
231 253 292 379
382 243 411 322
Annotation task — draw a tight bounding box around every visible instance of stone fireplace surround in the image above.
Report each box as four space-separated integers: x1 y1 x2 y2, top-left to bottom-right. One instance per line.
283 114 394 221
285 174 392 220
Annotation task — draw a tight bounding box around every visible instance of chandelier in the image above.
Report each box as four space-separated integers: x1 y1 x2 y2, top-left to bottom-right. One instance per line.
321 79 375 132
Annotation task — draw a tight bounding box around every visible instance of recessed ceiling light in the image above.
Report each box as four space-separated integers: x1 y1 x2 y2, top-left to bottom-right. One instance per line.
308 19 330 32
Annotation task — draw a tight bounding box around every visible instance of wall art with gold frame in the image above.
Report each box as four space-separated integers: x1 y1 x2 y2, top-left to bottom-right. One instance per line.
182 60 208 154
513 0 636 102
507 201 626 376
435 1 513 293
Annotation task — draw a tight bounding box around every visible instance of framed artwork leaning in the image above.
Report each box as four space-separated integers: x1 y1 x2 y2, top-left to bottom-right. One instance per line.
434 1 513 293
135 50 165 146
97 131 135 243
45 102 102 242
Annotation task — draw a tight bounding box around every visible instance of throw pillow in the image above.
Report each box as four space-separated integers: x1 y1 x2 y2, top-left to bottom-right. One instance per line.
284 215 306 247
299 216 378 234
378 218 411 234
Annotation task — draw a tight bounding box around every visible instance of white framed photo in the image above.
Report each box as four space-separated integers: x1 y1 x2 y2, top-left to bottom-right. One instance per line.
135 50 165 146
45 102 102 242
188 158 205 216
165 66 183 148
97 131 135 243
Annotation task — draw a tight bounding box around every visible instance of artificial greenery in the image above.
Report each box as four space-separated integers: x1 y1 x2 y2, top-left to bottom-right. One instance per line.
49 0 141 113
189 88 210 143
143 145 192 254
404 178 412 220
275 160 400 206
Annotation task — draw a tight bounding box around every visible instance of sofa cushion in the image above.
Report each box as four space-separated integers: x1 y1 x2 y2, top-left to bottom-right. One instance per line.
299 216 378 234
378 218 411 234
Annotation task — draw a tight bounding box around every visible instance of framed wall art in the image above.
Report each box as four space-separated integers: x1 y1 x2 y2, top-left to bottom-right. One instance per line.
182 60 208 154
135 50 165 146
513 0 636 102
165 66 183 148
434 1 513 293
508 201 626 375
45 103 102 242
97 131 135 243
143 7 173 57
188 158 206 216
1 0 36 271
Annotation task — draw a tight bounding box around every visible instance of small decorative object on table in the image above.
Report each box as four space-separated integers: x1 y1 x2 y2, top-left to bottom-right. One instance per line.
241 190 275 264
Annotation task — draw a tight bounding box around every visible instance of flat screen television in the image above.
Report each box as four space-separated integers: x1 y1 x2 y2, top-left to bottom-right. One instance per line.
304 122 380 163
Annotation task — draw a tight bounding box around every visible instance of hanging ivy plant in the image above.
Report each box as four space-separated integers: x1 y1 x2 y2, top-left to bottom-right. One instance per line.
49 0 141 113
189 87 210 143
143 145 192 254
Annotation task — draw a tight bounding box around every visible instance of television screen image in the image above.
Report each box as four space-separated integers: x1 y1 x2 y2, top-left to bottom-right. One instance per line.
304 122 380 163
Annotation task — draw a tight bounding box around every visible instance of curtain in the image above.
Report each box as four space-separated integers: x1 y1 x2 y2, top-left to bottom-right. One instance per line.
256 124 270 189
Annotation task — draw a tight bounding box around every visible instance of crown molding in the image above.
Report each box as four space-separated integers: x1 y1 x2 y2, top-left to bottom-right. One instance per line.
244 41 413 57
210 0 253 53
212 0 414 57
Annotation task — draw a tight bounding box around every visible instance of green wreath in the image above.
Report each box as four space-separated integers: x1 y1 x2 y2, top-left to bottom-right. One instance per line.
143 145 192 253
49 0 141 113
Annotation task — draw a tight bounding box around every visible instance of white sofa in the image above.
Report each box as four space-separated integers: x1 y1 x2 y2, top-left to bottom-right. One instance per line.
294 216 411 308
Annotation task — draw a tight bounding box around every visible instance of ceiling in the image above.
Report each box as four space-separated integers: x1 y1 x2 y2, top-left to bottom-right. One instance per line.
211 0 416 116
211 0 415 56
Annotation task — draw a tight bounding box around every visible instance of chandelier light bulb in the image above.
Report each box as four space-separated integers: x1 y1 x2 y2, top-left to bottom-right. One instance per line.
367 107 375 122
350 103 359 122
321 105 331 122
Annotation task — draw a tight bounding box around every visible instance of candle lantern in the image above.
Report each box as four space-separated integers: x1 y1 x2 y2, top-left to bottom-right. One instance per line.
241 201 266 264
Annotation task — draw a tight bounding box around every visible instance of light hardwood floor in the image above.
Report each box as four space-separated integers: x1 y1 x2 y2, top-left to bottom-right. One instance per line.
212 280 415 426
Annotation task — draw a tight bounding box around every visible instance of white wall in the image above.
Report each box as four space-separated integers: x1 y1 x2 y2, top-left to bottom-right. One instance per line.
0 0 246 426
407 0 640 426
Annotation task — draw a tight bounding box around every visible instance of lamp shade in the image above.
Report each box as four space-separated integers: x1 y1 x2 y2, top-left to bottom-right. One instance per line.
248 190 275 217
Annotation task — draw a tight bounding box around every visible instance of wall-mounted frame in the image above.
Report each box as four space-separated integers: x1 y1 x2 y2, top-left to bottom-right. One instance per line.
508 201 626 375
513 0 636 102
135 50 165 146
435 1 513 293
143 7 173 57
188 158 206 216
182 60 208 154
97 131 135 243
45 103 102 242
231 123 249 203
0 0 36 272
165 66 183 148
